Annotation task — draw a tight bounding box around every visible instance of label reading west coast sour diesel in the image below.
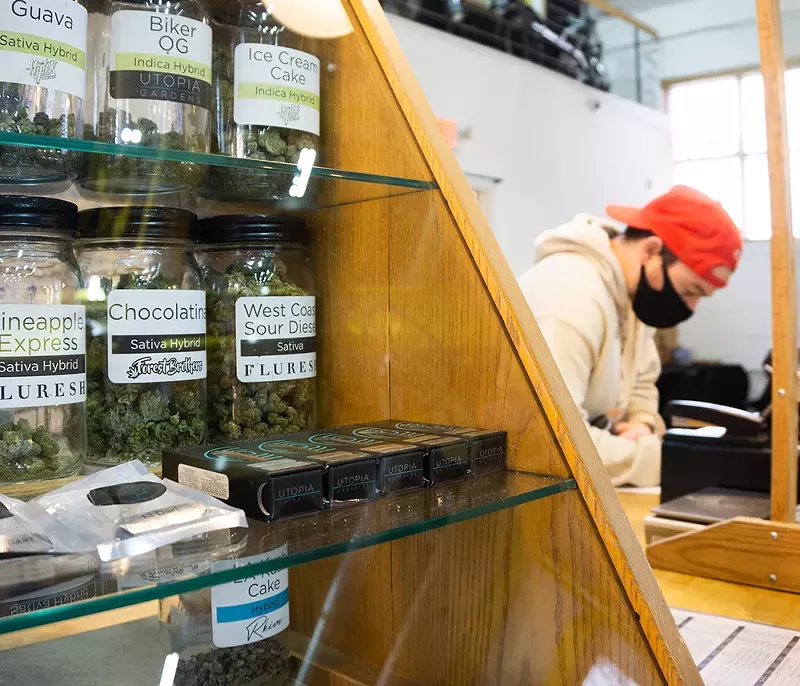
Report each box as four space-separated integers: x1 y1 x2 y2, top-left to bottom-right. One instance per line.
0 0 88 99
234 44 320 135
107 290 206 384
236 296 315 383
109 10 212 109
0 305 86 409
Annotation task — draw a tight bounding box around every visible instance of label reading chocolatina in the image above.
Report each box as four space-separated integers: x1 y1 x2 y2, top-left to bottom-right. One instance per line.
0 0 88 98
0 305 86 409
109 10 212 108
236 296 315 383
107 290 206 384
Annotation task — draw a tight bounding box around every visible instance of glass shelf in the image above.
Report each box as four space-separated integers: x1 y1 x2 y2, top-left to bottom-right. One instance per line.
0 471 575 635
0 132 436 209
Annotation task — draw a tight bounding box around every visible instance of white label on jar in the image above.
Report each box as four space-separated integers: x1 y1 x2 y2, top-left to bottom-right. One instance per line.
233 44 320 135
109 10 212 109
106 290 206 384
0 0 88 99
235 296 315 383
0 305 86 409
178 463 229 500
211 546 289 648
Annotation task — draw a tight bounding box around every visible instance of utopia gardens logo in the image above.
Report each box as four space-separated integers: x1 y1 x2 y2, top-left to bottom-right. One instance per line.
27 58 58 84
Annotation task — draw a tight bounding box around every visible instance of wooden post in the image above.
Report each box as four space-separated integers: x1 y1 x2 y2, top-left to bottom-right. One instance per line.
757 0 799 522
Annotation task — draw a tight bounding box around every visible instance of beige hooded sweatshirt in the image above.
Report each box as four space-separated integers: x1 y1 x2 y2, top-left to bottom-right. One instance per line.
518 214 665 487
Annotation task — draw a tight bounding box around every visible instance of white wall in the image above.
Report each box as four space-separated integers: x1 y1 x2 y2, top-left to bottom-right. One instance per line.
389 15 673 275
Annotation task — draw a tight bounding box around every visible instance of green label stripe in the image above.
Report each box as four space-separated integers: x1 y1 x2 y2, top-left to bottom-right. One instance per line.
114 53 211 84
0 30 84 69
237 82 320 111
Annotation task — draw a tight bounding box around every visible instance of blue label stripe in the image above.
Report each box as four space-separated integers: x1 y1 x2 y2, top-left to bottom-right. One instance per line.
215 589 289 623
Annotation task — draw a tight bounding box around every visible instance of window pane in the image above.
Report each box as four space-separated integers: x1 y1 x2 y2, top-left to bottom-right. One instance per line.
674 157 743 229
743 154 771 240
669 78 741 161
741 74 767 154
786 68 800 149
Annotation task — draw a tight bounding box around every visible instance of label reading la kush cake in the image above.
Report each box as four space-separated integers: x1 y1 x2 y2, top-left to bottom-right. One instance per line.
0 0 88 98
235 296 315 382
107 290 206 384
109 10 212 108
233 44 320 134
0 305 86 409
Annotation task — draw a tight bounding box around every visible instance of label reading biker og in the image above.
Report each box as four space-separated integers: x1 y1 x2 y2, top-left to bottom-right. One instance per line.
0 305 86 409
107 290 206 384
0 0 88 98
235 296 315 383
234 44 320 135
109 10 212 108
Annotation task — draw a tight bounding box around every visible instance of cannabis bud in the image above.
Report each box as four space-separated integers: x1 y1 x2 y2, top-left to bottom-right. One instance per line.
0 419 62 483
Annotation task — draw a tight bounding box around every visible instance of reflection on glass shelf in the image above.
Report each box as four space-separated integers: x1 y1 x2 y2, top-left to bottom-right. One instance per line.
0 471 574 635
0 132 436 209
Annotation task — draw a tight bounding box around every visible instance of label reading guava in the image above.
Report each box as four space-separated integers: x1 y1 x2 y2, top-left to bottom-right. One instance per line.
235 296 315 383
106 290 206 384
0 305 86 409
0 0 88 99
234 44 320 135
109 10 212 108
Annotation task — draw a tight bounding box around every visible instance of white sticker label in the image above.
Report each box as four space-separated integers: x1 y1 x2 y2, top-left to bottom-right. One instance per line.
109 10 212 108
211 546 289 648
0 0 88 99
233 44 320 135
107 290 206 384
0 305 86 409
178 463 229 500
235 296 315 383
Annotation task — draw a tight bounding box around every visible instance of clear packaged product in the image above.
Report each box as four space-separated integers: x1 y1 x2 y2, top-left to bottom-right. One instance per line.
0 493 83 556
36 460 247 561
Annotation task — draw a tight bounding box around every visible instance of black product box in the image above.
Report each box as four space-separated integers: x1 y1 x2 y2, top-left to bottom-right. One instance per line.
304 451 379 506
162 445 324 521
258 429 425 495
365 421 507 476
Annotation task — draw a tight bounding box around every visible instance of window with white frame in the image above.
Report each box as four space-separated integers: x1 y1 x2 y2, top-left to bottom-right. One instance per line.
668 69 800 241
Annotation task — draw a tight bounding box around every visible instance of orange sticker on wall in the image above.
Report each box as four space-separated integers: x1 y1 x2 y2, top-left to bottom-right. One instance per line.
437 118 458 149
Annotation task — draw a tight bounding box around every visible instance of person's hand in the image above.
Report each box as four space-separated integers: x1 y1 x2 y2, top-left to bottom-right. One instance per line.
613 422 653 441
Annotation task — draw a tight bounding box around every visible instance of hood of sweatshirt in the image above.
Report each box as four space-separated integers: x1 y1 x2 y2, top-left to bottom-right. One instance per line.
534 214 630 316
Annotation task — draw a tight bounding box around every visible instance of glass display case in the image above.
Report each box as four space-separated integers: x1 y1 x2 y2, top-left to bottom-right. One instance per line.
0 1 698 684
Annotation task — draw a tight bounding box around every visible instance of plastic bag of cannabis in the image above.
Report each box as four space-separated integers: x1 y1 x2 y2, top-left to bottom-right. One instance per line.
36 461 247 562
0 494 84 556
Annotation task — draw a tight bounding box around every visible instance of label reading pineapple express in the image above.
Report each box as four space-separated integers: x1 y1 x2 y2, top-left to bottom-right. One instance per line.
0 0 88 98
109 10 212 108
0 305 86 409
234 44 320 135
107 290 206 384
235 296 315 383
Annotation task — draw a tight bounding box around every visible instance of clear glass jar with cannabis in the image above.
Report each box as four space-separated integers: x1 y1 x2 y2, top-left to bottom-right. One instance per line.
76 206 207 466
0 197 86 484
205 3 321 200
0 0 87 190
80 0 212 194
195 215 315 441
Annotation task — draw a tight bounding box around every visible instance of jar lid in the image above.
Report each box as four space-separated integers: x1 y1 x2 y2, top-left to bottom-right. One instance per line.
0 196 77 236
197 214 308 244
77 206 197 240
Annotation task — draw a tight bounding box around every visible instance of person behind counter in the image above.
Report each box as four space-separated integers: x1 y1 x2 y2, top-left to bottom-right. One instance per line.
519 186 742 486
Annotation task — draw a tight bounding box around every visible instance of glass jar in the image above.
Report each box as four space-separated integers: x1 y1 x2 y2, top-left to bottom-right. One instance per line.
80 0 212 195
0 0 87 190
0 197 86 484
76 206 207 466
205 4 321 200
195 215 315 441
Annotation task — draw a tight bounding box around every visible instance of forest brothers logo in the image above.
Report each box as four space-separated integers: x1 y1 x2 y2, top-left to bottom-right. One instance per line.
126 355 203 380
27 58 57 84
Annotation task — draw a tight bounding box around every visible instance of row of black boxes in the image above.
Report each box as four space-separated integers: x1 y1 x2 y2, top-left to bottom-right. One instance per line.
163 421 507 521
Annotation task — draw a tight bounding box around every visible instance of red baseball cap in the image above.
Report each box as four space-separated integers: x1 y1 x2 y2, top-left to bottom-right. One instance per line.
606 185 742 288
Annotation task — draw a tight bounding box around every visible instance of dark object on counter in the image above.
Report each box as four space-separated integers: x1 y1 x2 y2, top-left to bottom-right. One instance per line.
657 362 750 419
652 487 771 525
174 637 291 686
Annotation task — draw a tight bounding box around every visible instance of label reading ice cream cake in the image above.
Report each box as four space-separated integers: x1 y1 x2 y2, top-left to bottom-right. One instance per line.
0 0 88 98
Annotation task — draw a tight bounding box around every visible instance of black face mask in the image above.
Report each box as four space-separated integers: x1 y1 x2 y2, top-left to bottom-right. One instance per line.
632 264 694 328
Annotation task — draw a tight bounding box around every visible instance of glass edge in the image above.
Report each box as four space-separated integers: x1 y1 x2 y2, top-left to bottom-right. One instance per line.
0 132 436 190
0 474 576 636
